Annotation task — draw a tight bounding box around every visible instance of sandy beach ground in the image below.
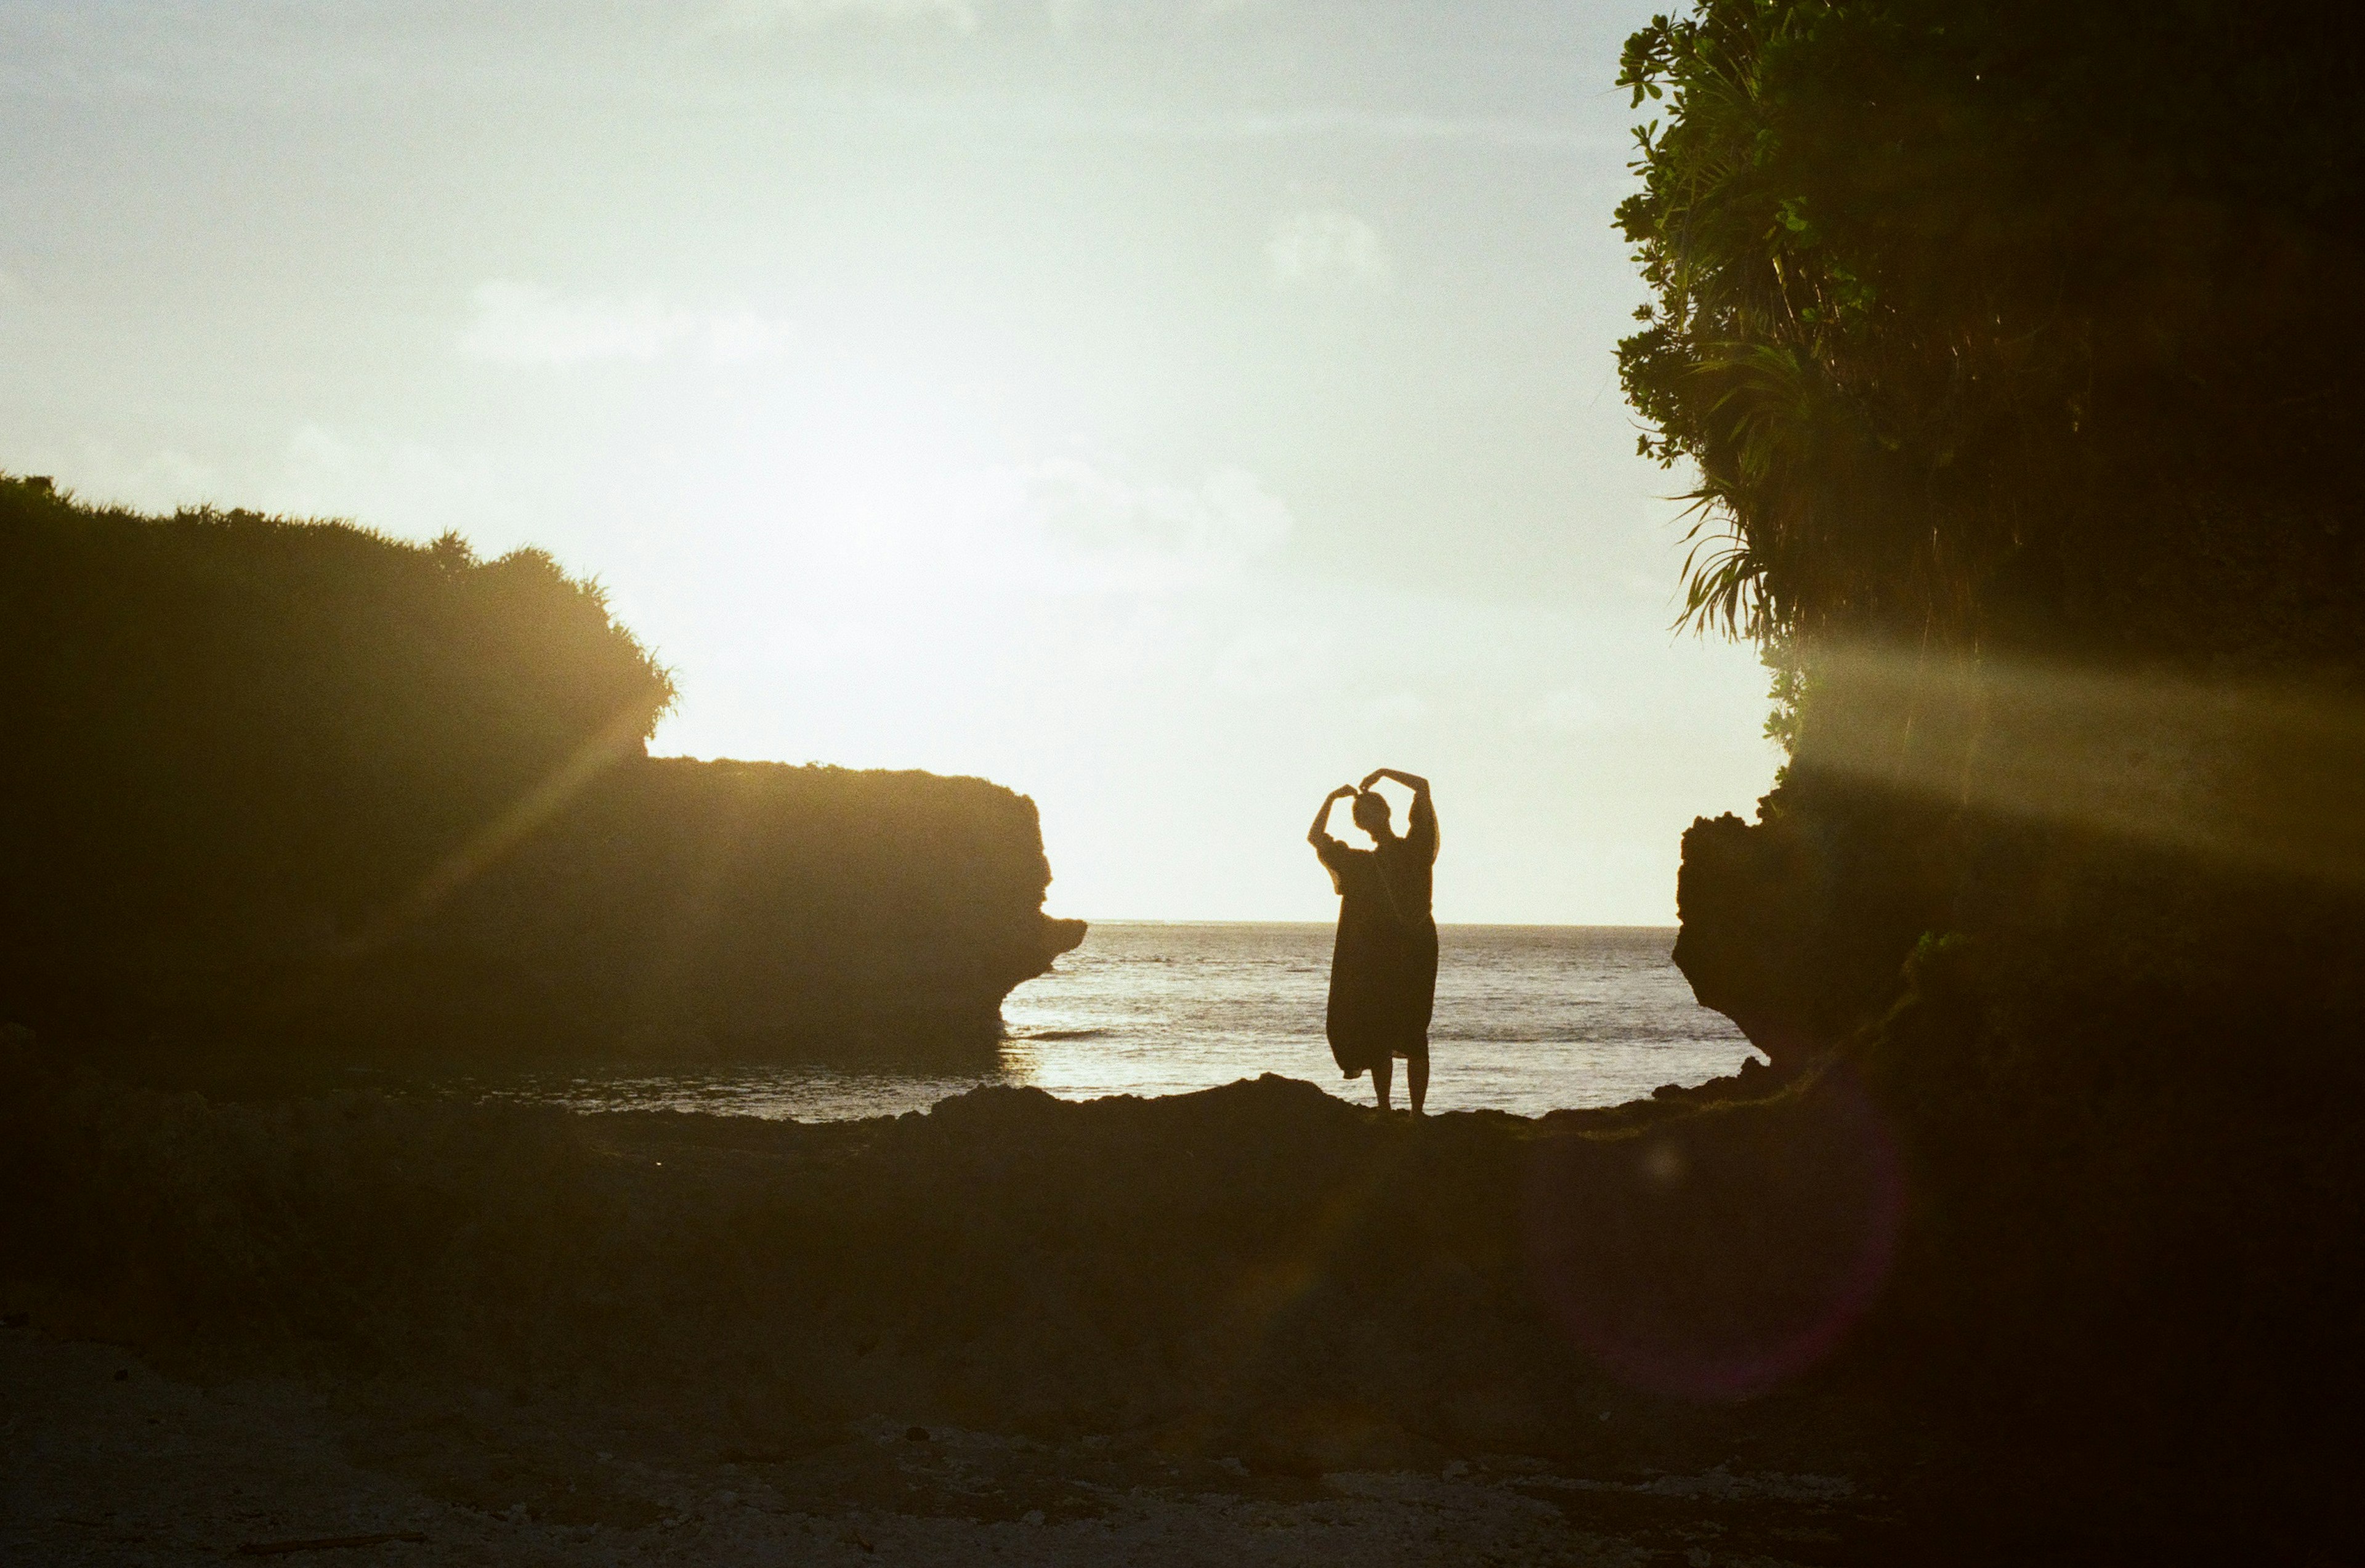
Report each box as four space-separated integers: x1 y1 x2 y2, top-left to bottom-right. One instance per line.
3 1325 1870 1567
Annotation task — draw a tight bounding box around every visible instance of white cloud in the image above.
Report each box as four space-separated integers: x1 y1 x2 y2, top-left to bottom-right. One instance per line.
1359 691 1430 727
1266 209 1393 291
457 283 795 368
716 0 978 30
937 459 1293 596
1532 684 1608 735
277 424 486 529
695 309 803 364
1048 0 1264 28
15 443 216 514
1017 460 1292 591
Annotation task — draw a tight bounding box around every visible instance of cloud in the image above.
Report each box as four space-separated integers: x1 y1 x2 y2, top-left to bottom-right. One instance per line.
1531 684 1608 735
693 309 804 364
1359 691 1430 727
1048 0 1266 28
277 424 485 527
1266 210 1392 291
716 0 978 30
458 283 795 368
13 443 217 515
1006 459 1293 592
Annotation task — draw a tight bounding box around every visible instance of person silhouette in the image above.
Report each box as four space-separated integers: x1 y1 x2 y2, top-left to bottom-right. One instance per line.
1308 769 1440 1113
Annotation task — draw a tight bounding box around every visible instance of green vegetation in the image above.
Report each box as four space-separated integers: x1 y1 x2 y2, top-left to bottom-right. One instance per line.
1617 0 2364 663
1 478 672 931
1622 0 2365 1527
0 475 1079 1056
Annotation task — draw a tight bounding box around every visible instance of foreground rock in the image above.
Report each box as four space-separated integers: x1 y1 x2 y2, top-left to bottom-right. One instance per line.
5 1035 2321 1559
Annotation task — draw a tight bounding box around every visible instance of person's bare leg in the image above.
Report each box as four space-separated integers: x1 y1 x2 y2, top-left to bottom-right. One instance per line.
1371 1056 1394 1112
1409 1053 1429 1117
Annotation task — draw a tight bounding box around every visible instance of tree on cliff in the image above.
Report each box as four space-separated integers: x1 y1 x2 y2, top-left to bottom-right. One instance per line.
1627 0 2365 1062
1616 0 2365 669
1619 5 2365 1510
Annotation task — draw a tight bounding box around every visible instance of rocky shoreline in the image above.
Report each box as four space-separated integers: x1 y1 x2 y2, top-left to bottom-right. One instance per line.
6 1029 2305 1561
0 1036 1905 1566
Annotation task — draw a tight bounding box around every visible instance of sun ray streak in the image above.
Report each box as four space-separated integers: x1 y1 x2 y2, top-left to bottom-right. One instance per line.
333 705 655 966
1795 647 2365 889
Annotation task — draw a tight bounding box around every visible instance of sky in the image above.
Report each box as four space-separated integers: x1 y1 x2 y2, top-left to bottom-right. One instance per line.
0 0 1777 924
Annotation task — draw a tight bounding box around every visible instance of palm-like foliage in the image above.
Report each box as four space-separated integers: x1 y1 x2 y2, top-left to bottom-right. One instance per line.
1617 0 2365 669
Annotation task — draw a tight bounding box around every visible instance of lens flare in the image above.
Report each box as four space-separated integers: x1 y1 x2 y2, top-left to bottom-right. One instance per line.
1523 1070 1902 1401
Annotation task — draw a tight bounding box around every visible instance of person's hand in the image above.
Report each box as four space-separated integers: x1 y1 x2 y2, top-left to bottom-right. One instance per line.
1360 769 1386 790
1330 784 1359 801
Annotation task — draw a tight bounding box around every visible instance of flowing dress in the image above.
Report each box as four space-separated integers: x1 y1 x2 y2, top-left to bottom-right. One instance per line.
1314 796 1439 1079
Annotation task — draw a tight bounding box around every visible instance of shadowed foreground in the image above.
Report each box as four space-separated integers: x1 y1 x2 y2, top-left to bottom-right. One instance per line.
6 1031 2334 1564
4 1328 1867 1567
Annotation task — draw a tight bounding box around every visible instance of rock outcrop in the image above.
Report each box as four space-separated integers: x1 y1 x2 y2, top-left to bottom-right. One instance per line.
320 756 1090 1058
6 1034 2339 1553
1671 786 1946 1072
0 1037 1909 1478
0 476 1081 1061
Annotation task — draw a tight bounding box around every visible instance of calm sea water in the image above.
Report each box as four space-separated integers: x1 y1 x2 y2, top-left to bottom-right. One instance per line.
469 923 1758 1122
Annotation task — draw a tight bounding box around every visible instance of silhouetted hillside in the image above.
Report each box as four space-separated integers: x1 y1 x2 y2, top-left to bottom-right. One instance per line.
0 475 1080 1057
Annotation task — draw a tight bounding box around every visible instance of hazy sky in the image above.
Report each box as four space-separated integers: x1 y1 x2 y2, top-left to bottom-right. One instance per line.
0 0 1776 923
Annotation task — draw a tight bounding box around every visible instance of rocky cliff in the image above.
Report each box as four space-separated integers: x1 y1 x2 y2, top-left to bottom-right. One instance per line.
0 475 1081 1060
1623 0 2365 1534
313 756 1090 1058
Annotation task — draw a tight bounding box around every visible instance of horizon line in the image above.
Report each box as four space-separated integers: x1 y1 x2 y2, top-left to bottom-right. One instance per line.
1065 918 1680 930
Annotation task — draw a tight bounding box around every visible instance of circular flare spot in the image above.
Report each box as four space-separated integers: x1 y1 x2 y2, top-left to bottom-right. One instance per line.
1523 1070 1902 1402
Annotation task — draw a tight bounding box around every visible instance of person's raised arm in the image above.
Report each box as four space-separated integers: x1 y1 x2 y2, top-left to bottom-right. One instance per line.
1362 768 1438 859
1309 784 1357 846
1361 768 1429 796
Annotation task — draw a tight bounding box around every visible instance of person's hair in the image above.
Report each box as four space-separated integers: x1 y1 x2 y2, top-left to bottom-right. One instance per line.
1351 789 1392 836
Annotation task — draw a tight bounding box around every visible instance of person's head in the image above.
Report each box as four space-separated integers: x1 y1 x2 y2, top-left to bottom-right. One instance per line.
1351 788 1393 839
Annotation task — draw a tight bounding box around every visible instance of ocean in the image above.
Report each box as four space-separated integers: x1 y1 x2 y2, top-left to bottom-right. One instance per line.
469 923 1759 1122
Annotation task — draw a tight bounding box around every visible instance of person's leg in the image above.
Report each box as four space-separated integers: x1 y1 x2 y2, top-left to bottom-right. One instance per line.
1408 1051 1429 1117
1370 1054 1394 1111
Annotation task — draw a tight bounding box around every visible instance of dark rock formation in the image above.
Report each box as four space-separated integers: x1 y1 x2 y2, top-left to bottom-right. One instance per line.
1667 737 2365 1555
318 756 1091 1059
0 1037 1910 1481
7 1035 2344 1554
1672 812 1824 1067
1672 786 1947 1071
0 476 1081 1061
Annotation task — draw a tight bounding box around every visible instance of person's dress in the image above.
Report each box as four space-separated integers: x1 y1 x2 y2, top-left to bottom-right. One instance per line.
1314 799 1439 1079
